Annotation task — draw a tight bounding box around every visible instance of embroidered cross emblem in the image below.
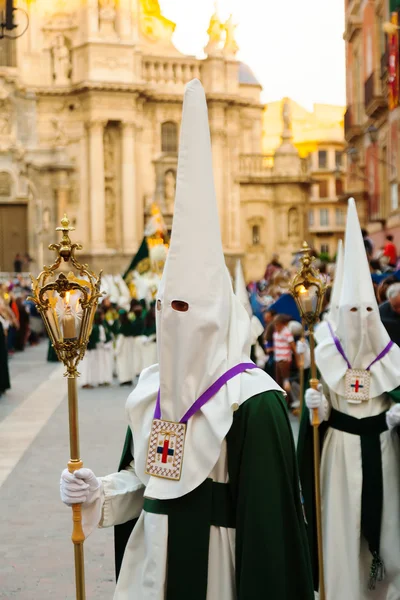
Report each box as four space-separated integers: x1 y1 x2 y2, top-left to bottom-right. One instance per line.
351 379 364 393
345 369 371 404
157 436 174 464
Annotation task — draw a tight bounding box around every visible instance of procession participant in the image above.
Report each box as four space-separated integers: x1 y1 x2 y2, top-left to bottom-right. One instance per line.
60 80 314 600
115 309 135 387
80 317 100 389
314 238 344 345
298 198 400 599
141 301 157 370
97 311 114 387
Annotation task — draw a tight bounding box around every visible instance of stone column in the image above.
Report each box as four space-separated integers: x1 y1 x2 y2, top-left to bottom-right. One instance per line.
121 121 138 253
88 120 106 252
80 128 90 246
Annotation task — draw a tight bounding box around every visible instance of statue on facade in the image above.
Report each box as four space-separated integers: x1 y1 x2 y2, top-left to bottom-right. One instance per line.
164 170 176 213
52 34 71 85
103 128 115 177
204 10 224 55
98 0 117 36
105 186 117 248
0 99 11 136
288 208 299 238
223 15 239 57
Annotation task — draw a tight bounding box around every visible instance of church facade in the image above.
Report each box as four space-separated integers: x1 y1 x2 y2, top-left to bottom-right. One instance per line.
0 0 311 280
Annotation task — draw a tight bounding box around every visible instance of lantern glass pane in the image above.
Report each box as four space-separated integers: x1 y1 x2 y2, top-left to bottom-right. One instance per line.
297 283 320 317
43 286 85 342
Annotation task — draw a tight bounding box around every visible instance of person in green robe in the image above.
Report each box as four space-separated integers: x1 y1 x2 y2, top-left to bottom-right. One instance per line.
0 319 10 395
60 80 314 600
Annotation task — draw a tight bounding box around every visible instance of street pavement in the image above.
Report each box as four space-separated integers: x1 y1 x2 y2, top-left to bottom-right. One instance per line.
0 341 300 599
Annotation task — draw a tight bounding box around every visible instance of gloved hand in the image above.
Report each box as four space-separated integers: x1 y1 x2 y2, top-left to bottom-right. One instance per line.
296 340 307 354
386 404 400 431
305 384 329 424
60 468 101 507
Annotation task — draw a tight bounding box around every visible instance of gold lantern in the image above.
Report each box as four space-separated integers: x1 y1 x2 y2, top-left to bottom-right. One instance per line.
29 215 103 600
290 241 327 600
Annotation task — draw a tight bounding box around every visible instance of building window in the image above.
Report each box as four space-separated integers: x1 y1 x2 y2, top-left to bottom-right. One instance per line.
308 209 314 226
318 150 328 169
335 178 344 196
320 208 329 226
252 225 260 245
391 183 399 211
335 208 345 225
161 122 178 153
318 180 329 198
335 151 343 168
321 243 330 255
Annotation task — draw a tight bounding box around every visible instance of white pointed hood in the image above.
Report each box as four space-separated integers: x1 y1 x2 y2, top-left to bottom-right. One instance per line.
314 239 344 344
316 198 400 397
126 79 283 499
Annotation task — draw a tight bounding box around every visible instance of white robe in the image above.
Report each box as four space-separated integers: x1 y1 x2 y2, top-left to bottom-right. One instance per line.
141 335 157 371
116 335 135 384
133 337 145 378
320 385 400 600
79 349 99 387
98 341 114 385
98 441 235 600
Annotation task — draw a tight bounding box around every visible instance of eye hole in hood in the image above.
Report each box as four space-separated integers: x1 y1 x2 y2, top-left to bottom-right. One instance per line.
171 300 189 313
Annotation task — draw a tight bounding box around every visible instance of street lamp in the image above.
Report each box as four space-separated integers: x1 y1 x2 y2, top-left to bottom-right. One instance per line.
367 125 379 144
290 241 327 600
29 215 103 600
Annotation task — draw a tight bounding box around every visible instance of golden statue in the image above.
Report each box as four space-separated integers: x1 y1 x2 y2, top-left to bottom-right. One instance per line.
204 9 224 55
139 0 176 43
223 15 239 57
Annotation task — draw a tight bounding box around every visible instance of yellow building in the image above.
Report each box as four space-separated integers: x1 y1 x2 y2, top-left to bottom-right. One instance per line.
263 99 347 259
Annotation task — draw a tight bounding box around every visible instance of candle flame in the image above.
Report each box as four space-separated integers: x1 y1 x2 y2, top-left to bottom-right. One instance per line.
65 291 70 304
298 285 307 295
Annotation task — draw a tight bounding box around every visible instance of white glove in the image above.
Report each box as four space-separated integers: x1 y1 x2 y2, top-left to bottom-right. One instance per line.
296 340 307 354
386 404 400 431
60 468 101 507
305 384 329 424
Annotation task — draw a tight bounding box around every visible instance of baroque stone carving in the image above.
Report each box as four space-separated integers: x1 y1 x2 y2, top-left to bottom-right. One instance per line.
288 207 299 238
0 172 12 196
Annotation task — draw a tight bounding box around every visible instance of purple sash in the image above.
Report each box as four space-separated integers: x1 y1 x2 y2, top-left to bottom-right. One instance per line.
327 322 393 371
154 362 259 424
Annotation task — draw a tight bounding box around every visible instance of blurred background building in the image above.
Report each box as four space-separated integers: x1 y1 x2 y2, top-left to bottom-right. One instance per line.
263 100 346 261
344 0 400 251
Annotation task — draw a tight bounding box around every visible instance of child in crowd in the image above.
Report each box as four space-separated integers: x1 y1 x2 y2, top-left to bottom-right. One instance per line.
273 314 298 405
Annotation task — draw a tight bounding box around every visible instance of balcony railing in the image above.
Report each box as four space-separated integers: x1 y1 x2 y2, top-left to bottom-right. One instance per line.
239 154 274 177
344 105 363 142
364 72 387 117
368 193 387 224
143 57 202 87
239 154 309 179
